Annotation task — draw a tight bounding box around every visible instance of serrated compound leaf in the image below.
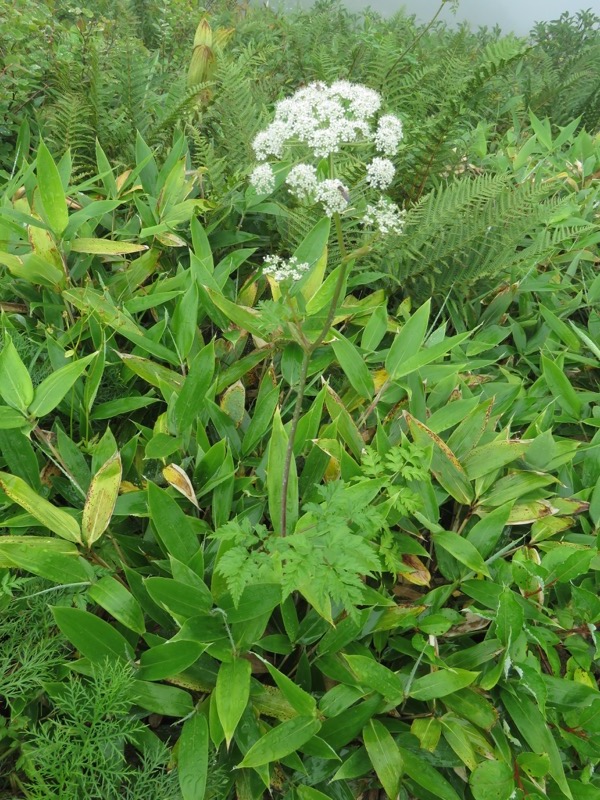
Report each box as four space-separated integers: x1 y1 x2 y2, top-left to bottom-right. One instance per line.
215 657 252 747
178 714 209 800
238 716 321 768
82 452 122 546
0 471 82 543
363 719 403 800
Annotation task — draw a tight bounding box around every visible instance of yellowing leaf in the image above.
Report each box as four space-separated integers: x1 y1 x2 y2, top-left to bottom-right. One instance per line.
162 464 199 509
82 452 122 547
220 380 246 427
400 554 431 586
70 238 148 255
0 471 81 544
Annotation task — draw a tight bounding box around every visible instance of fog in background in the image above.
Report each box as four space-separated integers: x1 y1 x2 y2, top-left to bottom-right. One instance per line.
273 0 600 35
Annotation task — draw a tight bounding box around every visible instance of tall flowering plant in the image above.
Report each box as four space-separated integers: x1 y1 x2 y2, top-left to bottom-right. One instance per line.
247 81 405 534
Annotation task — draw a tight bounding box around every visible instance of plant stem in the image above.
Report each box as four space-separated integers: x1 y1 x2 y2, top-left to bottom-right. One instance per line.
384 0 449 81
279 210 350 536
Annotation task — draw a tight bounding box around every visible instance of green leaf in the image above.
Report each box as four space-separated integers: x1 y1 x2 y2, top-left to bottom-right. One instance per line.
215 657 252 747
386 300 431 378
0 405 27 429
0 539 89 583
495 588 524 647
138 640 205 681
37 140 69 235
144 577 212 622
237 716 321 768
409 669 478 700
52 606 134 662
88 575 145 634
391 333 470 379
172 282 199 361
398 746 461 800
470 760 515 800
463 441 528 479
297 787 333 800
173 341 215 432
147 482 199 562
405 413 473 504
70 238 148 255
363 719 403 800
466 504 512 559
344 655 405 703
293 217 331 277
82 452 122 547
0 335 34 412
257 656 317 717
0 471 82 543
433 531 490 576
331 331 374 398
267 407 297 535
29 353 97 418
132 680 193 717
178 714 209 800
542 355 581 418
501 691 572 799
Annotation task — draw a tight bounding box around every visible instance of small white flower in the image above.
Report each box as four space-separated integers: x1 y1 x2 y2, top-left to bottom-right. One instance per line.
263 255 310 282
286 163 319 201
250 163 275 194
373 114 404 156
315 179 350 216
366 157 395 189
363 197 405 236
252 120 288 160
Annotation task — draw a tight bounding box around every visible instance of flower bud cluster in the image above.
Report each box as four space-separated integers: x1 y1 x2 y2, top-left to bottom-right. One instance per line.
262 255 310 282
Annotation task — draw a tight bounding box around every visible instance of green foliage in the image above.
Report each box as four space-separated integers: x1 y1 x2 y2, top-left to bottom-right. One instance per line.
0 1 599 799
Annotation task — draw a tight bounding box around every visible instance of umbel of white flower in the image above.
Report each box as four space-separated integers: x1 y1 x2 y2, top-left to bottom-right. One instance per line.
262 255 311 282
249 80 405 226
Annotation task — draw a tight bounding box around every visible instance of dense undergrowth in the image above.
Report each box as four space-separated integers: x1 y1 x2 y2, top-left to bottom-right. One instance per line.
0 1 599 799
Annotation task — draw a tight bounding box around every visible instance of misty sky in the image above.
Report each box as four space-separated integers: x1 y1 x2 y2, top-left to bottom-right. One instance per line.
278 0 600 35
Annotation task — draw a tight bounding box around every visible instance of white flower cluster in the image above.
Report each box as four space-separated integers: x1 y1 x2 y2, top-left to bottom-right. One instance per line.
373 115 404 156
253 81 385 162
366 157 395 190
315 179 350 216
262 255 310 282
250 163 275 194
363 198 405 236
249 81 405 230
285 163 318 200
